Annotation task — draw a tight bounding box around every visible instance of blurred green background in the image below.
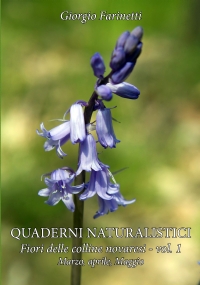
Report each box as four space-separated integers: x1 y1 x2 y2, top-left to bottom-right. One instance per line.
2 0 200 284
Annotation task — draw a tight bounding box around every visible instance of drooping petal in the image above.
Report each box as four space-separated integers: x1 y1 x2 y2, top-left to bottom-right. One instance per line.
93 191 135 219
76 134 102 175
93 196 109 219
44 141 55 151
108 198 118 212
79 187 95 200
79 170 96 200
70 103 86 144
95 170 112 200
93 197 118 219
36 123 50 138
107 183 120 194
67 183 85 194
45 191 62 206
96 108 120 148
38 188 51 197
56 140 68 158
107 82 140 100
114 192 136 206
62 195 75 212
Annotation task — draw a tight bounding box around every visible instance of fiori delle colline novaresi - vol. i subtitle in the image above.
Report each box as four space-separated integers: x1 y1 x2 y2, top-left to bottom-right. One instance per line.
11 227 191 240
60 11 142 23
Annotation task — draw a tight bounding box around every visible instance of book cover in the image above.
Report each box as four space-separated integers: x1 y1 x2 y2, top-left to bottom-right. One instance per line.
2 1 200 285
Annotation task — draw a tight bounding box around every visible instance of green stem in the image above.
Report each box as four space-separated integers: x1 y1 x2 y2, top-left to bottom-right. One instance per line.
70 172 85 285
70 74 110 285
70 93 97 285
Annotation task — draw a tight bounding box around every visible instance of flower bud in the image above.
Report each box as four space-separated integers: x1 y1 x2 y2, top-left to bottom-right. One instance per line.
70 103 86 144
96 85 113 101
124 35 140 56
110 47 126 71
111 62 134 84
107 82 140 100
127 42 143 63
115 31 130 48
131 26 143 41
90 52 105 78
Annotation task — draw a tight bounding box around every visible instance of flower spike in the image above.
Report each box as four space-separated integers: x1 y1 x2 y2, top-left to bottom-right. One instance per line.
37 26 144 218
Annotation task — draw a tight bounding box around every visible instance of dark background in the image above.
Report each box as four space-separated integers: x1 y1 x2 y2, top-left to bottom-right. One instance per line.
2 0 200 284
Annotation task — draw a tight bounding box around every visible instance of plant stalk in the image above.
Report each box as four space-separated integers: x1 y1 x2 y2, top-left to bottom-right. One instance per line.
70 75 110 285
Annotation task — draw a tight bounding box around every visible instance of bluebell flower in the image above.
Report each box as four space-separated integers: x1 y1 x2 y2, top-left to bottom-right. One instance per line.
107 82 140 100
37 26 143 218
94 169 136 219
38 168 84 211
90 52 105 78
76 134 102 175
79 167 136 218
36 122 70 158
96 107 120 148
70 102 86 144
